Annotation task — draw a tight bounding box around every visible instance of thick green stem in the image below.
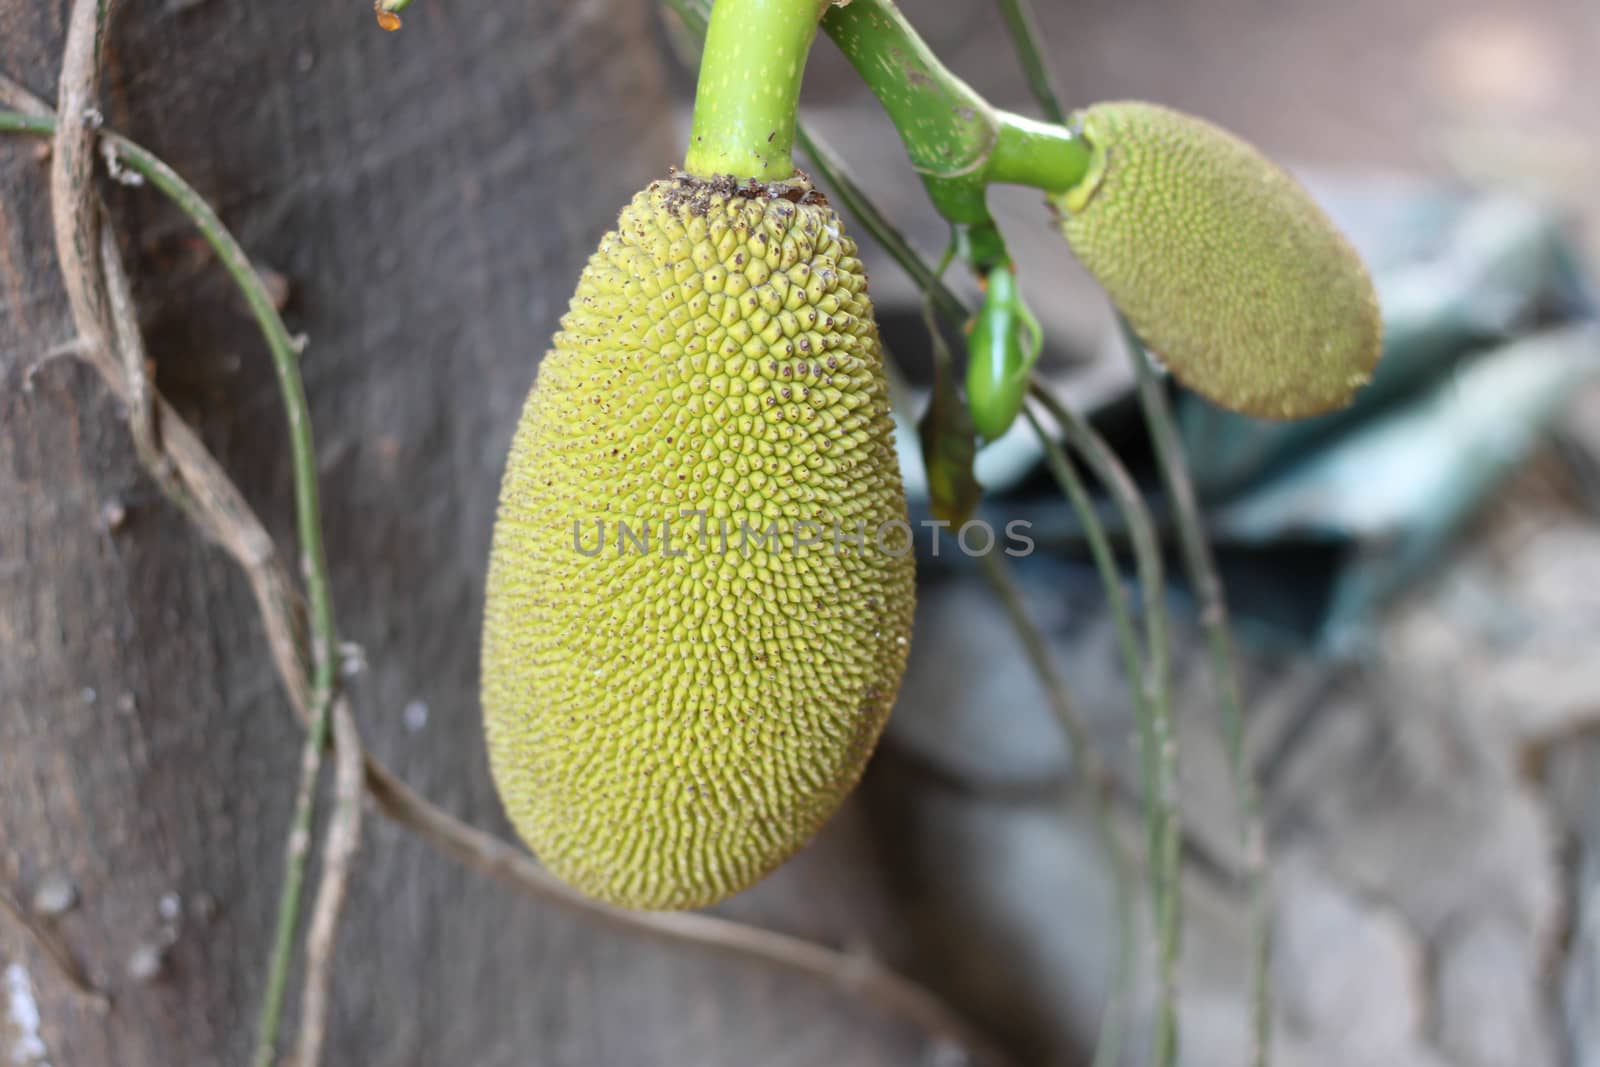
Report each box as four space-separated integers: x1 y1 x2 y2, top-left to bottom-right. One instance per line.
667 0 972 322
819 0 1089 219
987 113 1087 192
821 0 992 179
684 0 821 179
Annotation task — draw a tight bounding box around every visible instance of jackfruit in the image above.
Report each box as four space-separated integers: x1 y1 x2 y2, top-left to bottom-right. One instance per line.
482 173 916 911
1052 101 1382 419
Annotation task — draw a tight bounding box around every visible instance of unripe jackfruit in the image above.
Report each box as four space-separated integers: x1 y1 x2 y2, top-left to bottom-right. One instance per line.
1052 101 1382 419
482 173 915 911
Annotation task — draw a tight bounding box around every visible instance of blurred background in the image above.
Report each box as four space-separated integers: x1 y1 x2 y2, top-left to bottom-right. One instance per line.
3 0 1599 1064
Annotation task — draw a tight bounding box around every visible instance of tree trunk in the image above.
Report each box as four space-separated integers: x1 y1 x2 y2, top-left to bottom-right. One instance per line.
0 2 921 1063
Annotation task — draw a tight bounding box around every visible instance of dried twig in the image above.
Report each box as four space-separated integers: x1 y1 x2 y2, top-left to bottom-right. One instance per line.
47 0 108 368
25 8 340 1055
256 711 335 1067
361 759 1009 1064
1 88 1006 1067
296 698 365 1067
0 72 49 115
100 225 193 512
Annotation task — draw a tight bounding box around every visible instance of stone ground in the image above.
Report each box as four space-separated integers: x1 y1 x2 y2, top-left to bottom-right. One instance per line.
873 430 1600 1065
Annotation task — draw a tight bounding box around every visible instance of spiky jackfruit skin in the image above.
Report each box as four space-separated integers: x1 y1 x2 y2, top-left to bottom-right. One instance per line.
482 174 915 911
1053 101 1382 419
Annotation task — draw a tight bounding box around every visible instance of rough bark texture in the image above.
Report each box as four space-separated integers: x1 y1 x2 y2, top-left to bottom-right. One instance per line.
0 2 922 1064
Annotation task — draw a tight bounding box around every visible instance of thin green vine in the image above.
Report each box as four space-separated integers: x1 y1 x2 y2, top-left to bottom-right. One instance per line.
1123 315 1273 1067
994 0 1066 126
993 4 1275 1056
1029 384 1180 1065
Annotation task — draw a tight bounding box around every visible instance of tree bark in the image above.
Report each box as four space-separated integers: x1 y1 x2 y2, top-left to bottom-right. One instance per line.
0 2 921 1063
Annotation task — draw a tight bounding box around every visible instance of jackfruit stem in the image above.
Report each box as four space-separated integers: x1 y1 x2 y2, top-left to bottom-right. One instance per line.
989 112 1091 194
821 0 993 182
684 0 821 180
819 0 1091 206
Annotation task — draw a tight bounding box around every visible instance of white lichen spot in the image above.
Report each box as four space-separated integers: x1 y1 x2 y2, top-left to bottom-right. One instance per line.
125 944 163 984
30 878 76 918
339 642 368 679
100 140 144 187
99 498 126 530
402 700 428 733
3 962 50 1066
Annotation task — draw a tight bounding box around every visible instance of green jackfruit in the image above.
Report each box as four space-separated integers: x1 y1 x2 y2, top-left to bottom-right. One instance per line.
1052 101 1382 419
482 173 915 911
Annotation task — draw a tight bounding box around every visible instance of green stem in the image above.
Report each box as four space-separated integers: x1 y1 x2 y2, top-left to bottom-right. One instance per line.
1010 411 1142 1067
821 0 992 179
819 0 1089 220
1027 384 1180 1067
121 130 340 1067
1121 315 1272 1067
0 111 51 136
257 735 328 1067
684 0 821 179
974 551 1134 1067
666 0 971 323
1 107 342 1067
986 113 1085 191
